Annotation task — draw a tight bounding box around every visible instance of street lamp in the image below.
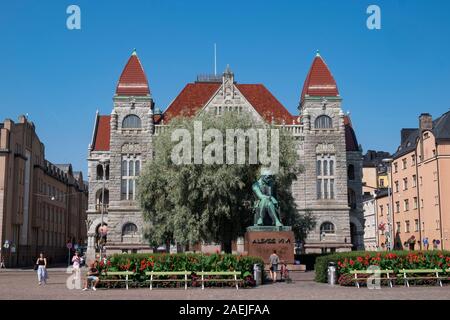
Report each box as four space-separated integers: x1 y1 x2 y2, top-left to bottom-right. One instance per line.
382 158 394 250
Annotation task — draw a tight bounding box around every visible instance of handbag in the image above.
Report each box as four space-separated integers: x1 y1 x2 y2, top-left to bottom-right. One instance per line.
34 264 39 271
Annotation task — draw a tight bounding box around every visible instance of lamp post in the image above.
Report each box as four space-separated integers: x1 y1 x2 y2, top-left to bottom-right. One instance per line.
382 158 394 251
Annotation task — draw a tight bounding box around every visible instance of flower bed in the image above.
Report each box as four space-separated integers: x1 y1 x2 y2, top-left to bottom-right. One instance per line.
97 253 263 288
315 251 450 285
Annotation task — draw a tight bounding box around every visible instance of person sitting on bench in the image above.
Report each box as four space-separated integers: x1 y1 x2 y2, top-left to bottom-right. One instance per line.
83 262 100 291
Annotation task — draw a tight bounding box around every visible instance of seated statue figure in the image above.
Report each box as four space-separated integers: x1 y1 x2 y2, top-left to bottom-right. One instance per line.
252 169 283 227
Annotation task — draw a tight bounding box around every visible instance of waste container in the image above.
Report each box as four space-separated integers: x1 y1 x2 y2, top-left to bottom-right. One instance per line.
254 264 262 286
327 262 337 286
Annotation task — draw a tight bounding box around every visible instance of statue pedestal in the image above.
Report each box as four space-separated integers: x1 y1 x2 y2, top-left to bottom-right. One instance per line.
245 226 295 264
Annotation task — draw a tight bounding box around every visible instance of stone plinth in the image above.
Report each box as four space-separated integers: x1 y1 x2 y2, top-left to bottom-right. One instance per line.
245 227 295 264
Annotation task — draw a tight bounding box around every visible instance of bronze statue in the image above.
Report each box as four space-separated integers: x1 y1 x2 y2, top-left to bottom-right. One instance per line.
252 170 283 227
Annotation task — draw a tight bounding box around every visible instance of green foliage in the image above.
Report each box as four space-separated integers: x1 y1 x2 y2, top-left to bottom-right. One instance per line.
138 112 303 251
286 209 316 243
314 250 450 283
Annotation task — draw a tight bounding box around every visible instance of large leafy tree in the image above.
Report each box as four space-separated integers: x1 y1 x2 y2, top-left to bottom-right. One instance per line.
138 111 311 252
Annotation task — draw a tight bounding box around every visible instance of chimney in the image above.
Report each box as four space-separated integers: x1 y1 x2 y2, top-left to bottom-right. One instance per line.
419 113 433 131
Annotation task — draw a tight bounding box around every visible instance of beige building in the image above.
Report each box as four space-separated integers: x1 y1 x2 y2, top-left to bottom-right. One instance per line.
377 112 450 251
0 115 88 267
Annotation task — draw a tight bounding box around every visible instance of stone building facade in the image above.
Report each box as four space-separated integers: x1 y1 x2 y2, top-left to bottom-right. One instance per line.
86 51 364 259
0 115 87 267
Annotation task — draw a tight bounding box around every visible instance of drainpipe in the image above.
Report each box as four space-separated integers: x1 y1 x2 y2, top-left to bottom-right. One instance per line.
414 149 423 250
435 146 444 250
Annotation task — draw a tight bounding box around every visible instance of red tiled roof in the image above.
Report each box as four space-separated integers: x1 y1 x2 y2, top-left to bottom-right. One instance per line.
236 84 297 124
163 82 297 124
163 83 221 122
116 52 150 96
92 115 110 151
301 54 339 102
344 115 359 151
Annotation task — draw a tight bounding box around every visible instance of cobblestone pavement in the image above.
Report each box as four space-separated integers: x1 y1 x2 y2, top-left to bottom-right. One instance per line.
1 269 449 300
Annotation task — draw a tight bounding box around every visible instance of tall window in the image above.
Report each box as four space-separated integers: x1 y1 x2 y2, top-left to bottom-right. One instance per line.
403 178 408 190
413 197 418 209
121 155 141 200
402 158 407 169
348 188 356 209
405 220 410 233
394 181 399 193
317 155 336 199
395 201 400 213
404 199 409 211
379 205 384 216
412 175 417 187
315 115 332 129
415 219 419 232
122 115 142 128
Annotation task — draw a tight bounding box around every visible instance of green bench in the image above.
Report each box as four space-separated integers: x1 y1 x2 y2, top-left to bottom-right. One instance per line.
145 271 190 290
397 269 446 287
349 270 395 288
197 271 242 290
101 271 135 290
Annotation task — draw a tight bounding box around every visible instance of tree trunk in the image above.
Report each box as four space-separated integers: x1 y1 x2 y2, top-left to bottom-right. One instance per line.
223 240 232 254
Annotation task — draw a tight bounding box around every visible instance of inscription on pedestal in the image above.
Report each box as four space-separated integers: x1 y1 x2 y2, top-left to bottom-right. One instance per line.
245 230 295 264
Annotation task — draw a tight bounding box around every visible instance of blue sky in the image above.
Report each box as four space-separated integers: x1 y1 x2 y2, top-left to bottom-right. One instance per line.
1 0 450 175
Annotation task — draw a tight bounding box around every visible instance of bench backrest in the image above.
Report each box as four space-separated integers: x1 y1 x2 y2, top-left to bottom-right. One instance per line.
349 270 394 274
145 271 190 276
104 271 135 276
399 269 441 274
197 271 241 276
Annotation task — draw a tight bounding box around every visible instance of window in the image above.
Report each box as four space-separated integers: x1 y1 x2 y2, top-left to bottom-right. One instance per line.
121 155 141 200
405 221 410 233
433 171 438 181
320 222 335 234
317 155 335 200
404 199 409 211
379 179 384 187
421 199 424 208
436 220 440 230
402 159 407 169
411 155 416 166
386 204 390 215
394 181 399 193
435 195 439 206
348 164 355 181
403 178 408 190
394 162 398 173
433 149 436 156
379 205 384 216
413 197 418 209
315 115 332 129
122 223 138 236
412 175 417 188
395 201 400 213
420 176 423 186
348 188 356 209
396 222 401 234
122 115 142 128
415 219 419 232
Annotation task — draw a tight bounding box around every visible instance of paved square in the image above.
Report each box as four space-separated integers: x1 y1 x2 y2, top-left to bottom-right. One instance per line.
1 268 450 300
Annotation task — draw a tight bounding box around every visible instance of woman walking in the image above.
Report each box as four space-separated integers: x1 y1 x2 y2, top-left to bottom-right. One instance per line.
72 251 81 280
35 252 48 285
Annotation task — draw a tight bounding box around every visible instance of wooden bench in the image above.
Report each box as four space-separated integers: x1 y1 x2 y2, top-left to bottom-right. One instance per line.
145 271 190 290
100 271 135 290
397 269 445 287
349 270 395 288
197 271 242 290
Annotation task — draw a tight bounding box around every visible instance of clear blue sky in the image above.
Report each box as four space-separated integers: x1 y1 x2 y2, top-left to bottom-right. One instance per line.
1 0 450 176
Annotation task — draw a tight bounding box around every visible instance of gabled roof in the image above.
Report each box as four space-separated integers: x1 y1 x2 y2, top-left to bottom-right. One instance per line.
115 50 150 96
433 110 450 140
301 53 339 103
163 82 297 124
164 83 221 122
92 115 111 151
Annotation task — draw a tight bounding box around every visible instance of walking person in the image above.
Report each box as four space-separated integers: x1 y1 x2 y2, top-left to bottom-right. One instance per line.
0 253 5 269
72 251 81 280
269 250 280 283
35 253 48 285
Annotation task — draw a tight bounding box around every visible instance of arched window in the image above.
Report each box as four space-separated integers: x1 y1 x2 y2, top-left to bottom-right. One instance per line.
315 115 332 129
95 189 109 211
348 164 355 180
348 188 356 209
122 115 142 128
329 160 334 176
320 222 335 234
317 160 322 175
122 223 138 236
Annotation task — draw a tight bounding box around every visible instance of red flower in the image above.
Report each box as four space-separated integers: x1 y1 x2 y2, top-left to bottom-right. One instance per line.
357 257 363 263
349 260 355 266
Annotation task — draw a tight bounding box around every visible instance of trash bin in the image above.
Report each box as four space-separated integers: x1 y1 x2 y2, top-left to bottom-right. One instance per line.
327 262 337 286
254 264 262 286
